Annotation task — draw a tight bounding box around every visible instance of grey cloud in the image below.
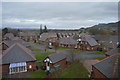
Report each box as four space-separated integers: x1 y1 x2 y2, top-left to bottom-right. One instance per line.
2 2 118 29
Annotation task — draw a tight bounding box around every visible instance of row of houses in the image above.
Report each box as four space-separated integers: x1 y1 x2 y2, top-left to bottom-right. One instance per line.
46 33 99 51
3 32 39 42
91 45 120 79
3 32 100 51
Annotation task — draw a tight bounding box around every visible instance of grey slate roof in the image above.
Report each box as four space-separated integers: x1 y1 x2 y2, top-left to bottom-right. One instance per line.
93 54 119 78
59 37 77 45
4 33 14 40
48 53 66 64
83 37 98 46
40 32 57 41
106 48 120 56
73 33 98 46
18 32 27 37
3 39 30 47
2 43 36 64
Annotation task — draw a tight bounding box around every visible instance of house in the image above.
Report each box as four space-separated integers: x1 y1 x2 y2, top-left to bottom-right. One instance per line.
56 33 78 39
18 32 28 41
40 32 57 42
4 33 15 40
59 37 77 48
2 39 31 51
28 33 39 42
43 53 67 73
91 53 120 79
105 48 120 56
73 33 99 51
1 42 37 75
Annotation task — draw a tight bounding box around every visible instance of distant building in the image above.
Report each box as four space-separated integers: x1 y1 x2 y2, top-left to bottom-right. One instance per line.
43 53 67 73
56 33 78 39
91 53 119 79
4 33 15 40
1 43 37 76
59 37 77 48
18 32 28 41
73 33 99 51
40 32 57 42
2 39 31 51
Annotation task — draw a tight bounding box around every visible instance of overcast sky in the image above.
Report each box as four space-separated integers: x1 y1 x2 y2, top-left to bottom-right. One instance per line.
2 2 118 29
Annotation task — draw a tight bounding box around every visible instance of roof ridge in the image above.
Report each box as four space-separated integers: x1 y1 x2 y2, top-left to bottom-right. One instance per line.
1 43 16 59
112 56 119 78
94 53 120 66
17 43 36 60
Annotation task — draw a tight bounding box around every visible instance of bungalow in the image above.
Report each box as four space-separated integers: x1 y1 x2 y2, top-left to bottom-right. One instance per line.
2 39 31 51
18 32 28 41
73 33 99 51
28 33 39 42
1 42 37 76
43 53 67 73
56 33 78 39
59 37 77 48
4 33 15 41
105 48 120 56
91 53 120 79
40 32 57 42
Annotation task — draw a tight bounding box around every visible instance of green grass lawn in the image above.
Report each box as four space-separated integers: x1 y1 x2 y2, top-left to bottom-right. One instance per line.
96 57 106 60
35 52 55 61
31 70 46 78
70 49 85 53
87 51 106 54
55 63 89 78
32 50 41 52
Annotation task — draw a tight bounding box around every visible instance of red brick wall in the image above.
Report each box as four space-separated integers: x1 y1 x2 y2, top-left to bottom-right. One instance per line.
27 61 37 71
2 61 37 75
2 64 9 75
92 66 107 79
43 59 67 70
50 59 67 69
2 44 8 51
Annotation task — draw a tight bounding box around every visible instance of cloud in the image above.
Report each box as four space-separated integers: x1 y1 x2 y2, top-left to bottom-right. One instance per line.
2 2 118 29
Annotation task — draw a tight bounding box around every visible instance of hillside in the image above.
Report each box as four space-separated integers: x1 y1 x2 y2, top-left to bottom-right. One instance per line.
86 21 119 35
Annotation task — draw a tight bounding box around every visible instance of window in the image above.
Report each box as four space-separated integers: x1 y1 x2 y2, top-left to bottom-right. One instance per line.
9 62 27 74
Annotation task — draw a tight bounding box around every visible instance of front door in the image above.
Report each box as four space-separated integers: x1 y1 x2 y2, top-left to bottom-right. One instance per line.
46 62 50 71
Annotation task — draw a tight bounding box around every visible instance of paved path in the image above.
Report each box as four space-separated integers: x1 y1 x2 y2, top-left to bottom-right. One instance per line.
29 42 56 54
29 42 105 73
55 49 105 72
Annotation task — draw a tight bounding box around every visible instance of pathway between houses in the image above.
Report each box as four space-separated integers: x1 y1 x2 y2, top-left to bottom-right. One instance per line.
29 42 105 73
80 60 100 72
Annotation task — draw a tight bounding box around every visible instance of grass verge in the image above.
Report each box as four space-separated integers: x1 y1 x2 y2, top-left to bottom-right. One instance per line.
55 63 89 78
96 57 106 60
87 51 106 54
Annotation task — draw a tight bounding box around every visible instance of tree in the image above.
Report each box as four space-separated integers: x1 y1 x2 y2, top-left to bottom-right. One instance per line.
40 24 43 35
2 28 8 37
67 50 76 62
44 25 47 32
